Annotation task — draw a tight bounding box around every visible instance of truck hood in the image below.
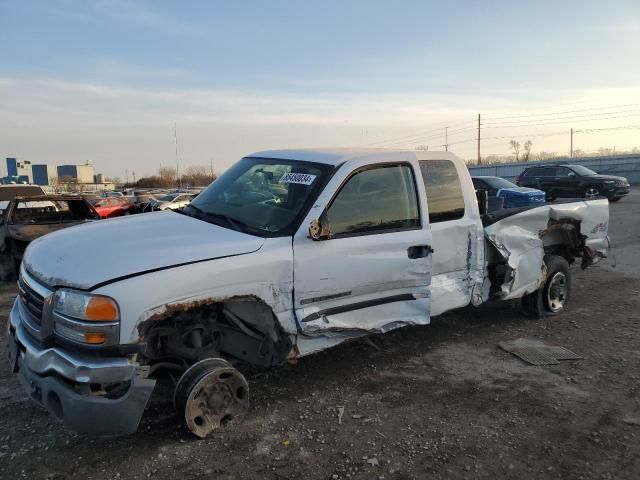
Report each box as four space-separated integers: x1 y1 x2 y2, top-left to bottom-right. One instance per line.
23 211 264 290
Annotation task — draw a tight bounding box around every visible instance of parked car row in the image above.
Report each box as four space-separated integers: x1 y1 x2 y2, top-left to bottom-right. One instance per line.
472 164 630 212
515 164 630 202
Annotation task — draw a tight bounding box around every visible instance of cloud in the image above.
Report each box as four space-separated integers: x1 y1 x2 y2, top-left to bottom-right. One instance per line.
1 75 639 177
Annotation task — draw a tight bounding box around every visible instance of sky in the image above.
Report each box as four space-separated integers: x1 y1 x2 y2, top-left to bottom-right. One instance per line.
1 0 640 179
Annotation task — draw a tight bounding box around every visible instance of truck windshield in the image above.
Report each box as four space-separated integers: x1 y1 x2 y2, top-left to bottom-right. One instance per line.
189 157 333 237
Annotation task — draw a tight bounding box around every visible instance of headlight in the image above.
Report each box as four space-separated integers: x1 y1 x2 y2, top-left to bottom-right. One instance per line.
54 289 119 321
52 290 120 346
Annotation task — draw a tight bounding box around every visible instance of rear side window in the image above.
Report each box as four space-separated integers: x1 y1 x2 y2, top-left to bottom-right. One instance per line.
326 164 420 237
419 160 465 223
522 168 541 177
524 167 556 177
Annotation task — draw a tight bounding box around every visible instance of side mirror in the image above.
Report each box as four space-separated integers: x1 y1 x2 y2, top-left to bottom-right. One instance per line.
308 215 329 241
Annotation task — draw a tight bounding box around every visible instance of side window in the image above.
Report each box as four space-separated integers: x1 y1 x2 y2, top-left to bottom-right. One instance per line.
556 167 574 178
418 160 465 223
523 168 540 177
326 164 420 237
541 167 557 177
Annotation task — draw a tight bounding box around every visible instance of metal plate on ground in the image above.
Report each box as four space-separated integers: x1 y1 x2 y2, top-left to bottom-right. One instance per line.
499 338 582 366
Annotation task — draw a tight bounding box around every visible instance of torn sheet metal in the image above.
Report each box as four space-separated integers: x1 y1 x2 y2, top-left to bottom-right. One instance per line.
484 199 609 300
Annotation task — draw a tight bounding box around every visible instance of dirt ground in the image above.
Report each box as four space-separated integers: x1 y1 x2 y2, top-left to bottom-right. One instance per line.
0 194 639 480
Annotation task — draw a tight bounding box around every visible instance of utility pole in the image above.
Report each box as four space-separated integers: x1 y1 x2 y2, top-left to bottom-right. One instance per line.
570 128 574 158
132 170 136 185
125 169 129 187
174 122 181 188
477 114 481 165
445 127 448 152
210 158 215 177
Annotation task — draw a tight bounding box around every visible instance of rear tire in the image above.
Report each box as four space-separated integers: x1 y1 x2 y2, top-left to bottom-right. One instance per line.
521 255 571 317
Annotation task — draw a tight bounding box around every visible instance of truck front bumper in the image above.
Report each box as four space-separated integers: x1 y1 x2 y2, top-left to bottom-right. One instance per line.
7 298 156 436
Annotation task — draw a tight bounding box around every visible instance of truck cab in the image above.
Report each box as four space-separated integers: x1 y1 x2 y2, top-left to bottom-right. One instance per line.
7 149 609 437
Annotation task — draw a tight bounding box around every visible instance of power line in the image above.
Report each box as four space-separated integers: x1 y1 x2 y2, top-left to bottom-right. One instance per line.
484 111 640 128
484 102 640 121
575 124 640 133
361 118 476 147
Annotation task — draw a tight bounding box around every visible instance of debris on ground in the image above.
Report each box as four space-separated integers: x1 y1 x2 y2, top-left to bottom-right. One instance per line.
499 337 582 365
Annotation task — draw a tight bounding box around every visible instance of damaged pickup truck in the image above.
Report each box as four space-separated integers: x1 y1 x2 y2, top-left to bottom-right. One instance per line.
6 149 609 437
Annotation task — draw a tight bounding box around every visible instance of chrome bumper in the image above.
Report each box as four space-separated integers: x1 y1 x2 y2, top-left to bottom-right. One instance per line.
8 298 156 435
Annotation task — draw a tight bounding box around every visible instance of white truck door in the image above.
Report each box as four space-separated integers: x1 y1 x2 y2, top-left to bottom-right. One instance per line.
417 158 483 315
292 161 432 335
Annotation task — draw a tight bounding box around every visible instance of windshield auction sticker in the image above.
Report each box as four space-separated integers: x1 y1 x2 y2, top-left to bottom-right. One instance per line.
279 172 317 185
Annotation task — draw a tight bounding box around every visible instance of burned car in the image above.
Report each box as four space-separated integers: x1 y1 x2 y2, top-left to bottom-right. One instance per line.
0 195 99 280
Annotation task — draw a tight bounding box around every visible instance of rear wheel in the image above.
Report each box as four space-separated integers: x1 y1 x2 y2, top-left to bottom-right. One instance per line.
521 255 571 317
584 185 601 199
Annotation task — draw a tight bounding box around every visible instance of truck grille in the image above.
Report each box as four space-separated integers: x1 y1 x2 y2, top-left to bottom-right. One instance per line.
18 276 45 326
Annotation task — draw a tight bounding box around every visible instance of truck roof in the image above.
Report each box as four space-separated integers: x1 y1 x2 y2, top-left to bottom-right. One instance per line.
246 148 460 166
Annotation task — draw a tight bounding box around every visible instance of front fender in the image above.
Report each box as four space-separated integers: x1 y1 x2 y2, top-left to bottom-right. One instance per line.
91 237 295 344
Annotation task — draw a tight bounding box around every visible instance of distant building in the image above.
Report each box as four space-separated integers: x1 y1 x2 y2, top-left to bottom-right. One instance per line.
4 157 111 190
32 164 57 186
57 164 95 183
6 158 17 177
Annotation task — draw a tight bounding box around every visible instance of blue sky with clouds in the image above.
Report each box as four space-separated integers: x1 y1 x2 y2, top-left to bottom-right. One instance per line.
1 0 639 177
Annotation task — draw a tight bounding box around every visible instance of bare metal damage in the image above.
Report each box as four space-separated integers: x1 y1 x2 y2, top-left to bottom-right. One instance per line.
483 199 609 301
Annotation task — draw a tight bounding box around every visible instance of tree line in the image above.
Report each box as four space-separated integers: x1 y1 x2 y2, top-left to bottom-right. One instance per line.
134 166 217 188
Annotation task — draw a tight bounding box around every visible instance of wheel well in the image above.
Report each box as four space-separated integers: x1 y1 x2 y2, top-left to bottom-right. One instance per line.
541 218 600 268
138 296 292 376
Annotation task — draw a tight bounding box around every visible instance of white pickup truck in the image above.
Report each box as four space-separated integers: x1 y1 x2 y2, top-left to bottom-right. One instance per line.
7 149 609 437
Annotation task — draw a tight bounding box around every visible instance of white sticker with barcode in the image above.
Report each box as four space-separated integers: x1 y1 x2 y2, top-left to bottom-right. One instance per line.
279 172 317 185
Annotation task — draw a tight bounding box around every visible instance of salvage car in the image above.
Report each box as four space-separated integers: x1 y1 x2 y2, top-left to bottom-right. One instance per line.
142 192 194 212
516 164 630 202
0 184 46 219
0 195 99 280
472 176 546 209
91 197 136 218
7 149 609 437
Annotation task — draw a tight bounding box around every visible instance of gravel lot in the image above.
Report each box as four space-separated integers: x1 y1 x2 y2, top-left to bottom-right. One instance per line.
0 193 639 480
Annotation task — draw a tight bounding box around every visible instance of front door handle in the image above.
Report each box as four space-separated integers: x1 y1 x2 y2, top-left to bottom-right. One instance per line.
407 245 434 259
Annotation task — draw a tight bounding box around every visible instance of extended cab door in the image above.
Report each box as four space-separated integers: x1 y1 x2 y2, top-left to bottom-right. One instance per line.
417 158 484 316
292 159 432 335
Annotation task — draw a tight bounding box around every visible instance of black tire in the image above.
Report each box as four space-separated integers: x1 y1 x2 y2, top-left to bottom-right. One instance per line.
584 185 601 199
521 255 571 317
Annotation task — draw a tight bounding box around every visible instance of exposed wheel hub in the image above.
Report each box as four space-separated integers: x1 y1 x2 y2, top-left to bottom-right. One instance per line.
546 272 567 312
174 358 249 438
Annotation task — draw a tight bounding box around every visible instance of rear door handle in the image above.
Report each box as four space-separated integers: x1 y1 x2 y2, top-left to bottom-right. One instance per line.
407 245 434 259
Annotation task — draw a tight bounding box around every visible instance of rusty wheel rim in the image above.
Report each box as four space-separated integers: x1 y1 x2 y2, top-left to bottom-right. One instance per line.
182 365 249 438
546 272 567 312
